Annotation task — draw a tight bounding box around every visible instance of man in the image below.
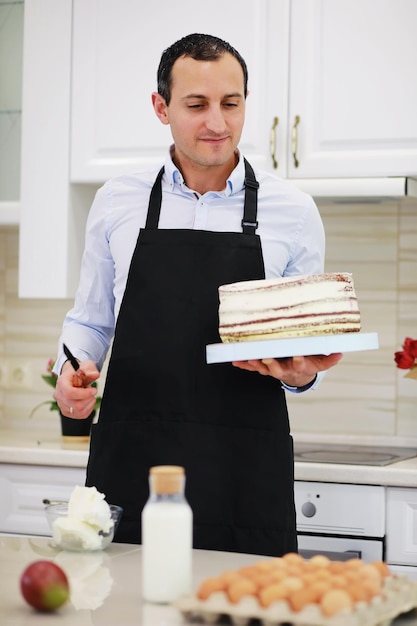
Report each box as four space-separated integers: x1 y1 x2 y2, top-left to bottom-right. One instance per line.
54 33 342 556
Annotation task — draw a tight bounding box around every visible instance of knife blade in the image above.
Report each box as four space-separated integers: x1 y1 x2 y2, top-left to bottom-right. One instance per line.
63 344 80 371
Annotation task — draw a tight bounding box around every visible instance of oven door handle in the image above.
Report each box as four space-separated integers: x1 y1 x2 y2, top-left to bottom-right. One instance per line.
299 548 362 561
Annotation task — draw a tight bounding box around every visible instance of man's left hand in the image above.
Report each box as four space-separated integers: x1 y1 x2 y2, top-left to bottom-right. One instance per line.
232 353 343 388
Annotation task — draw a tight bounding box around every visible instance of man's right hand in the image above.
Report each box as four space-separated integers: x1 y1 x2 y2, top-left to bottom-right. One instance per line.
55 359 99 419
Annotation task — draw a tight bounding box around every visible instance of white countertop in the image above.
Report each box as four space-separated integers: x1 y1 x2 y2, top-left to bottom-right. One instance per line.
0 538 277 626
1 536 417 626
0 429 89 468
1 429 417 487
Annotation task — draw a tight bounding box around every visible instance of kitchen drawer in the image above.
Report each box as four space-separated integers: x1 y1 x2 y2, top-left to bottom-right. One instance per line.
0 463 86 535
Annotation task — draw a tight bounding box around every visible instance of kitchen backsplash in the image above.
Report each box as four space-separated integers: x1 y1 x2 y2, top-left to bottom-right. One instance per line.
0 197 416 439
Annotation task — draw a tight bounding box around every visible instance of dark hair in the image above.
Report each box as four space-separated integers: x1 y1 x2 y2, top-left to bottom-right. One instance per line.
157 33 248 105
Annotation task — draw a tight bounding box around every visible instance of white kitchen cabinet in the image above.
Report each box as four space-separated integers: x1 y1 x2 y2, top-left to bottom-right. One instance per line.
386 486 417 567
288 0 417 179
71 0 417 183
0 0 23 226
19 0 98 297
70 0 288 182
18 0 417 297
0 463 86 536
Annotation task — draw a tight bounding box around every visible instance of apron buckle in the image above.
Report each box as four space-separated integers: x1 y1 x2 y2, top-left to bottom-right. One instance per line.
241 218 259 234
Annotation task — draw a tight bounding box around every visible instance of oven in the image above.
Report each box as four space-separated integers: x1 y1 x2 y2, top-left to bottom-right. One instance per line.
293 442 417 577
295 481 385 562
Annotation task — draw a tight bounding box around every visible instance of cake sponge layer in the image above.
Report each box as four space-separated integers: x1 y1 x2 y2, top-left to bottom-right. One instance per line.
218 273 360 343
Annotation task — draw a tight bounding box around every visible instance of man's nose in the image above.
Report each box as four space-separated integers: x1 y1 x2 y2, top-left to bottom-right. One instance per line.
205 105 227 134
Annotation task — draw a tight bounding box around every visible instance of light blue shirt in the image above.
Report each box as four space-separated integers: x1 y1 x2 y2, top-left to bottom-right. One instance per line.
55 150 325 390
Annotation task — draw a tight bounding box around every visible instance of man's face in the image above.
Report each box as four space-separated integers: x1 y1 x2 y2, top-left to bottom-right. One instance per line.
154 53 246 171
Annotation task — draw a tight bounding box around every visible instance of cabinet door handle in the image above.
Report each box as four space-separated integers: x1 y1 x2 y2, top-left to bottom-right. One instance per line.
269 116 279 169
292 115 301 168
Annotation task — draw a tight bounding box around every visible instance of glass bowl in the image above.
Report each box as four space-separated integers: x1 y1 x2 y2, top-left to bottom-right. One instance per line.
45 503 123 551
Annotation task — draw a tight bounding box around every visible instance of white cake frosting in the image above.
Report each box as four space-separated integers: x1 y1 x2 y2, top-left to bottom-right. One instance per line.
218 273 360 342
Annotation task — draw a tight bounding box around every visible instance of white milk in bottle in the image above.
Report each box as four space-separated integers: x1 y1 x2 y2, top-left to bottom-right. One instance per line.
141 465 193 603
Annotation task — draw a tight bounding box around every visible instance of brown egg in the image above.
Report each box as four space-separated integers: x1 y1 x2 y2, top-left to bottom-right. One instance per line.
254 559 276 572
197 576 226 600
301 571 318 586
354 567 382 601
358 563 382 585
288 586 321 612
285 563 304 577
344 568 362 583
258 582 289 607
371 561 392 578
270 557 288 571
346 581 372 603
314 568 332 581
227 578 257 604
269 568 287 583
238 565 257 579
282 552 304 566
248 571 274 590
361 577 382 598
309 580 332 601
330 574 348 589
329 561 346 575
308 554 331 569
321 588 354 617
281 576 304 593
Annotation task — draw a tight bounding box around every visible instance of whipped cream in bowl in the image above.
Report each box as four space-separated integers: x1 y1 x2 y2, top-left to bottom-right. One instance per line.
45 486 123 551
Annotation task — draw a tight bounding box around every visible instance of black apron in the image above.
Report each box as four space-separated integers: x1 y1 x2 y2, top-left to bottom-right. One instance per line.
86 159 297 557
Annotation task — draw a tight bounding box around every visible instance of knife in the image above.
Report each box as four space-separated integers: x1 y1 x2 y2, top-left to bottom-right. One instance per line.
63 343 80 371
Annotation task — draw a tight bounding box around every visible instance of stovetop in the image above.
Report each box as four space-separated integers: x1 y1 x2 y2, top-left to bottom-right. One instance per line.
293 442 417 466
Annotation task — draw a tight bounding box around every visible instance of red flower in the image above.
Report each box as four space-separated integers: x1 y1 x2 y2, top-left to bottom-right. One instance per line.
394 337 417 371
402 337 417 359
395 350 415 369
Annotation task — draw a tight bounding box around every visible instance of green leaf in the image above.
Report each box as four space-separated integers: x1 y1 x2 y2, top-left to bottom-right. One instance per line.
29 400 58 418
41 373 58 389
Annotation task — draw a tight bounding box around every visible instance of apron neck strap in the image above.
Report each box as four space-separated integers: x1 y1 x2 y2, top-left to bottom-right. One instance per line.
145 159 260 233
145 166 165 229
241 158 259 235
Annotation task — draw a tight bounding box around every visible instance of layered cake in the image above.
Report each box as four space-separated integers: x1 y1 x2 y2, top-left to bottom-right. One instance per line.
218 272 360 343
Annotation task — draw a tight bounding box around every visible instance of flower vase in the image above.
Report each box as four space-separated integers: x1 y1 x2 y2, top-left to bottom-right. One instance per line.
59 410 95 443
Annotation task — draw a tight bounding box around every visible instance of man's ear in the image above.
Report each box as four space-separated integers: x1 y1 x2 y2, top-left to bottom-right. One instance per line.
152 92 170 125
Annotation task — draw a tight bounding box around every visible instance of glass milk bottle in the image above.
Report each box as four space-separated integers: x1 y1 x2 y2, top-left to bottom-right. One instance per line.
141 465 193 603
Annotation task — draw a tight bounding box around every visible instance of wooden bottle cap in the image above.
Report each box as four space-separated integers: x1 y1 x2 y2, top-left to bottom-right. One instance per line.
150 465 185 495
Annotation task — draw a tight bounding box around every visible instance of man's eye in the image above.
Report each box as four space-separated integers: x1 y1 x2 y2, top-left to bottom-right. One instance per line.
224 102 239 108
188 103 204 109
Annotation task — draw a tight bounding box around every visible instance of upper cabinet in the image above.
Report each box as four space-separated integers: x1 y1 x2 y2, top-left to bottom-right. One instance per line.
70 0 288 182
0 0 23 224
287 0 417 179
70 0 417 183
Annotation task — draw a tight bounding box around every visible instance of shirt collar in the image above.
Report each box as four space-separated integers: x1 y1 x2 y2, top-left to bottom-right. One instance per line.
163 146 246 196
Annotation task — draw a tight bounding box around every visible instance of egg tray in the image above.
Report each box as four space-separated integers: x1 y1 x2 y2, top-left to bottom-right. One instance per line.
175 576 417 626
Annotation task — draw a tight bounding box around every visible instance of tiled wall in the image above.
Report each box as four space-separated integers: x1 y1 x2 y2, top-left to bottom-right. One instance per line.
1 196 417 438
287 197 417 437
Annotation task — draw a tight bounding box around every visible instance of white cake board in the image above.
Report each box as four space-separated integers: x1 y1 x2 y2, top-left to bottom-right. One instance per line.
206 332 379 364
